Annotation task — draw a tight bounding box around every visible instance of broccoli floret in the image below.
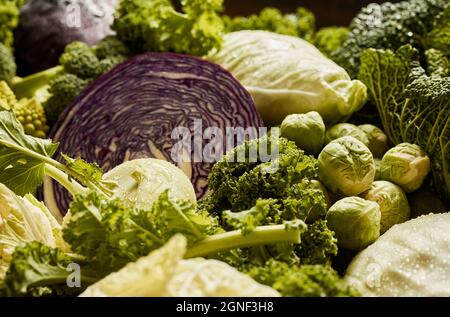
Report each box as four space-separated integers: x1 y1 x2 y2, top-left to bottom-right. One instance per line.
0 42 15 84
11 37 131 127
313 27 349 58
95 36 131 60
59 41 101 80
246 259 358 297
0 81 49 138
44 74 90 126
0 0 25 50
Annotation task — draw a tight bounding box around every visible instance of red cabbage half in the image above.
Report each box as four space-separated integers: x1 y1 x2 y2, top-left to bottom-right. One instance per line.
45 52 263 215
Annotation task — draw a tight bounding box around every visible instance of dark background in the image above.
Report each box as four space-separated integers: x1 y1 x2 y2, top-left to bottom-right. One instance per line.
223 0 401 27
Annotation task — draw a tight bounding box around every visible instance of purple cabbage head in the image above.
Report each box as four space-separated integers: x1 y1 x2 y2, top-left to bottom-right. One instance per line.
46 52 263 215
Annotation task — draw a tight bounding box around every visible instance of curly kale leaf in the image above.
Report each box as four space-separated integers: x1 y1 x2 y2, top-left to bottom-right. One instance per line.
224 7 315 41
63 190 219 272
0 241 98 297
112 0 224 56
295 220 338 266
246 259 358 297
333 0 447 78
359 44 450 205
206 135 319 216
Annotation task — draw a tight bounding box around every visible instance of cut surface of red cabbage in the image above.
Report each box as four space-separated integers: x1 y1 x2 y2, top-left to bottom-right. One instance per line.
46 52 263 215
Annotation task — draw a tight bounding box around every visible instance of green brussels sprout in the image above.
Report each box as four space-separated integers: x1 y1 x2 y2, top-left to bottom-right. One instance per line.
325 123 369 146
280 111 325 155
408 188 448 219
380 143 431 193
318 136 375 196
374 158 382 180
326 196 381 251
358 124 389 158
361 181 410 234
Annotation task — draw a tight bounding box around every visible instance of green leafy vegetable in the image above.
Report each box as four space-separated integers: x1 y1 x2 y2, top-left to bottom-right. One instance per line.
0 0 25 50
0 241 98 297
358 44 450 204
295 220 338 266
0 184 64 278
246 259 358 297
223 199 275 235
63 189 305 272
424 3 450 55
112 0 224 56
0 107 110 197
224 7 315 40
312 26 349 58
0 110 58 195
333 0 448 78
205 135 321 217
425 49 450 77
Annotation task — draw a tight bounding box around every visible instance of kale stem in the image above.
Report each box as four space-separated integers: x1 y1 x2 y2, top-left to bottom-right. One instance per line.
184 225 302 258
44 164 89 196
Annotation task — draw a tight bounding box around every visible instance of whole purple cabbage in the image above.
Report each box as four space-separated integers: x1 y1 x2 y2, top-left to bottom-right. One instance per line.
46 52 263 215
14 0 118 75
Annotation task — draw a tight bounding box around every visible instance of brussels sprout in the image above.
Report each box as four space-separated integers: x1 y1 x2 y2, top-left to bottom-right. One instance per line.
361 181 410 234
280 111 325 155
408 188 448 219
326 197 381 251
374 158 382 180
358 124 389 158
380 143 431 193
318 136 375 196
325 123 369 146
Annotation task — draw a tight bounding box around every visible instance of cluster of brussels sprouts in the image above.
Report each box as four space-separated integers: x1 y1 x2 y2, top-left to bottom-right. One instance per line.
280 112 432 251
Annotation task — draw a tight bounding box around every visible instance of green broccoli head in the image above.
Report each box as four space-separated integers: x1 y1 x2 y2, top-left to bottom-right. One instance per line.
59 41 102 80
44 73 89 126
95 36 131 60
0 42 16 84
